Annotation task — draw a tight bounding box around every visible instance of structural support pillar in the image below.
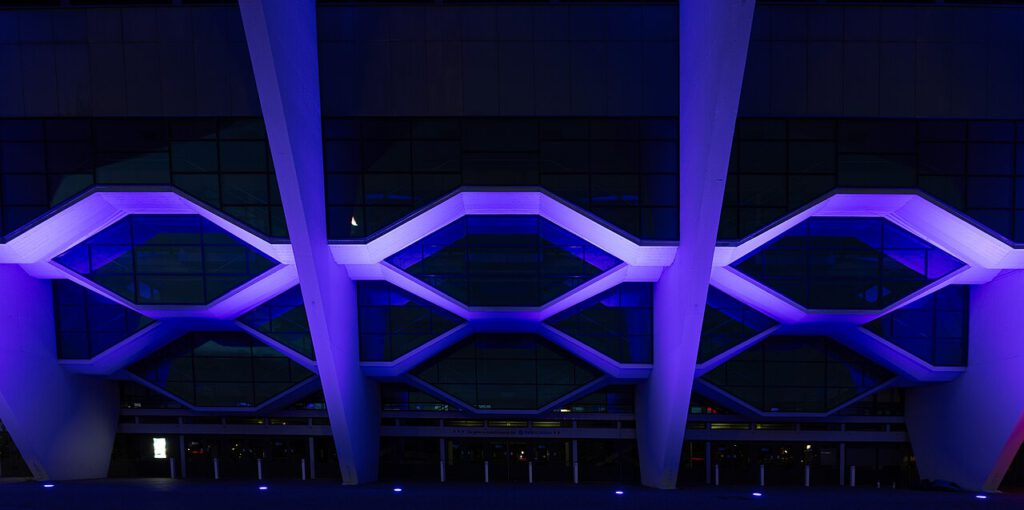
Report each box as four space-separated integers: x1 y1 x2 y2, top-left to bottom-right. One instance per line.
906 270 1024 492
239 0 380 484
635 0 755 489
0 265 118 480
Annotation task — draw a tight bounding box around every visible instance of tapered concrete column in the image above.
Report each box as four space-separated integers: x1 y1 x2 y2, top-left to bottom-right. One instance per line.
906 270 1024 491
239 0 380 484
0 265 118 480
635 0 755 489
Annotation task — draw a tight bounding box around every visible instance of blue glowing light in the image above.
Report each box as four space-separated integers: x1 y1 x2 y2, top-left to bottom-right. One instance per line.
975 494 988 500
614 490 624 496
752 492 763 497
393 487 403 493
258 486 268 491
42 484 55 488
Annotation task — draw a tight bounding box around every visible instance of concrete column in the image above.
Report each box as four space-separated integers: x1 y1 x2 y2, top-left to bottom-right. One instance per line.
906 270 1024 491
0 265 118 480
239 0 380 484
635 0 755 489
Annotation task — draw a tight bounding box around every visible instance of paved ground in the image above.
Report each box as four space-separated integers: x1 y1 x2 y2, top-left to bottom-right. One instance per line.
0 479 1020 510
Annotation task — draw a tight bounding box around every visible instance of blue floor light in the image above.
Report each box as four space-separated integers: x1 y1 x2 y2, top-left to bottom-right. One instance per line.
614 490 624 496
975 494 988 500
42 484 55 488
752 492 764 497
258 486 268 491
393 487 403 493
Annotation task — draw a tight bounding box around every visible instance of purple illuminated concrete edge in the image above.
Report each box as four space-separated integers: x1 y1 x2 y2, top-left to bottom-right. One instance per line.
330 190 677 268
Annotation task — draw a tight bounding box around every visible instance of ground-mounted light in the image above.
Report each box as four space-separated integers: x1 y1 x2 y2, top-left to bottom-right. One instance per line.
42 484 55 488
258 486 268 491
975 494 988 500
614 490 624 496
752 492 763 497
393 487 403 493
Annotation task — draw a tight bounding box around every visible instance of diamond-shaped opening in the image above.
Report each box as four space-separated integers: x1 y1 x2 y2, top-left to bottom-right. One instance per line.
864 285 969 367
412 333 602 411
546 283 653 363
129 331 314 408
54 215 279 305
382 383 458 412
701 335 893 414
239 286 315 360
698 287 776 363
52 280 154 359
357 281 466 361
386 216 621 307
732 217 964 310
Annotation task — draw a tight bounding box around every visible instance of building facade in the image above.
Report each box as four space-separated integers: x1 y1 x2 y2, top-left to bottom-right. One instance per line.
0 0 1022 492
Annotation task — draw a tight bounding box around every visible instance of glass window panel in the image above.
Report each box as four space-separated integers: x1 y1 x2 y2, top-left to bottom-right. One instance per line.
323 117 679 241
0 118 284 241
864 285 968 367
129 332 313 408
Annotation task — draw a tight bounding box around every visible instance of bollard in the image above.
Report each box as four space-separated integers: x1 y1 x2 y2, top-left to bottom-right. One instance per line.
528 461 533 484
169 458 176 479
484 461 489 483
850 466 856 487
301 458 307 481
257 458 263 481
308 437 316 480
440 460 446 482
213 458 220 480
805 464 810 487
573 462 579 484
714 464 720 486
759 464 765 487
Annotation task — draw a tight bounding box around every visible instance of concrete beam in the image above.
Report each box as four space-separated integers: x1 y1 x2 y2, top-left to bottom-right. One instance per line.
635 0 755 489
0 265 118 480
238 0 380 484
906 269 1024 491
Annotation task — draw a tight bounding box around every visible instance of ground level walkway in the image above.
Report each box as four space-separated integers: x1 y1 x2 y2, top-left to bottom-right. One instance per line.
0 479 1020 510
